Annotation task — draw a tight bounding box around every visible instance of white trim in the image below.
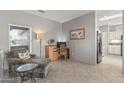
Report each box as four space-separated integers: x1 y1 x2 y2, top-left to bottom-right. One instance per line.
30 27 33 53
8 24 32 53
122 11 124 74
99 13 122 21
95 11 97 64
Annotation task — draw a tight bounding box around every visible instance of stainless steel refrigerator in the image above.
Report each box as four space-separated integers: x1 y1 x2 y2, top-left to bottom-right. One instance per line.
97 30 102 64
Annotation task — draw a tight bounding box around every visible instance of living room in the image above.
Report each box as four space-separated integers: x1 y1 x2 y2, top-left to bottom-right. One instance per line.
1 0 124 93
0 10 124 83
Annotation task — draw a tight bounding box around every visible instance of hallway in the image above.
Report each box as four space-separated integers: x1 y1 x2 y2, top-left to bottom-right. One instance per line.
102 55 122 67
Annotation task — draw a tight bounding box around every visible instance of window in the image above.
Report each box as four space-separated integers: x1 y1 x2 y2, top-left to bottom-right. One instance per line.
9 24 32 53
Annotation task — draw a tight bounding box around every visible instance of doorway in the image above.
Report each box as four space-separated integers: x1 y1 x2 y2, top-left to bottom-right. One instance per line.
97 10 122 69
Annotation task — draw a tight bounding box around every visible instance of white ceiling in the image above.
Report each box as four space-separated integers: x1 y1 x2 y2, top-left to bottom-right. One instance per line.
97 10 122 19
97 10 122 26
23 10 92 23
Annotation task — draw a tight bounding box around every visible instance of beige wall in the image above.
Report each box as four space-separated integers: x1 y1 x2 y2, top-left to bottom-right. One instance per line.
0 10 63 58
62 12 96 65
0 10 97 65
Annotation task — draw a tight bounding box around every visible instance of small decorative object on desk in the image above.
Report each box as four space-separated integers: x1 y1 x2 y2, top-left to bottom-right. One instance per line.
48 39 55 45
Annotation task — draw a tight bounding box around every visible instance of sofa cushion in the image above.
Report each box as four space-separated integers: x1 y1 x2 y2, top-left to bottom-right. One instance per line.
6 51 19 58
18 51 30 59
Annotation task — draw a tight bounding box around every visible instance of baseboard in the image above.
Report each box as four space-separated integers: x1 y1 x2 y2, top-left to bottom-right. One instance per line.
70 58 95 65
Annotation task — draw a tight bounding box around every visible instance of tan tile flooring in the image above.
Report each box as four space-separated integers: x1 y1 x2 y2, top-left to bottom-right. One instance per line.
17 55 124 83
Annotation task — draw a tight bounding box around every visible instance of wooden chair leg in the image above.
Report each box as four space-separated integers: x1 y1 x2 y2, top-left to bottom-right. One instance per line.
64 55 67 61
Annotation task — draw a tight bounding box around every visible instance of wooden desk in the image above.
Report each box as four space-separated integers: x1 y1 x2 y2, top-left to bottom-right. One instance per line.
45 45 59 61
45 45 70 61
66 48 70 59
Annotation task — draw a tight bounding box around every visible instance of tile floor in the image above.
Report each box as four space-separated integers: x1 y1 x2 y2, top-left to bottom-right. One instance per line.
16 55 124 83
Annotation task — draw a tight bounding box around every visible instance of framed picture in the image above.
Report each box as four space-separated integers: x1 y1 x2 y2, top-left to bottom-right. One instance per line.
70 28 85 40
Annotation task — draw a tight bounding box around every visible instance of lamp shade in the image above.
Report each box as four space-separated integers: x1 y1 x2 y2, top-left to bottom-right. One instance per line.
37 33 43 39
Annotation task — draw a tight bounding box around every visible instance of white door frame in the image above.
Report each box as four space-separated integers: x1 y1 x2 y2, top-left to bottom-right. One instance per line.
96 11 124 74
122 10 124 73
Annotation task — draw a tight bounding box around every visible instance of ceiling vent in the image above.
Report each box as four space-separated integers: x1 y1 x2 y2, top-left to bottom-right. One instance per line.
37 10 46 13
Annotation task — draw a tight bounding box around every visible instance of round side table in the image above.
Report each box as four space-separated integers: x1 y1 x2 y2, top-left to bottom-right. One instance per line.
16 63 38 83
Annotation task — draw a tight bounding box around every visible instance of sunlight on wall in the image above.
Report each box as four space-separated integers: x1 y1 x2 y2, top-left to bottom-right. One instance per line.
58 38 66 42
57 36 67 42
